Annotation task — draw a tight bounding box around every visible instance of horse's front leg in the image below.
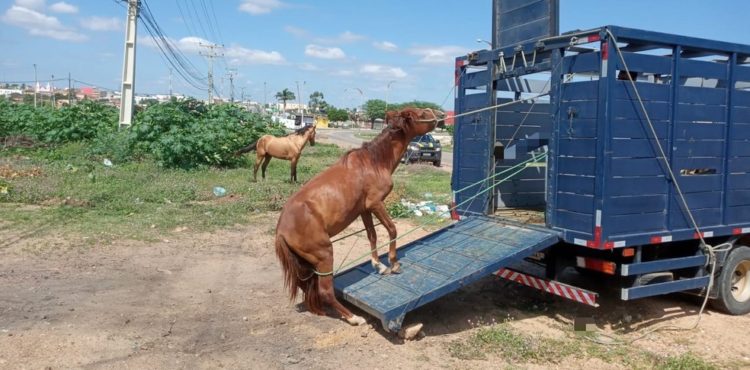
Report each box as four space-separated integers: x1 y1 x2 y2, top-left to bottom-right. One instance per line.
290 157 299 183
371 202 401 274
362 212 387 274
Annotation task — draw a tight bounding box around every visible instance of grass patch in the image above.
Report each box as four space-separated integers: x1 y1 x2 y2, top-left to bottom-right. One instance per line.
354 131 379 140
0 143 344 241
448 324 720 369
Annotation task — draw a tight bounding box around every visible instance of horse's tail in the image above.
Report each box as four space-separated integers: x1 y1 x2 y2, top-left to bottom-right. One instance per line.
274 234 324 315
235 140 258 155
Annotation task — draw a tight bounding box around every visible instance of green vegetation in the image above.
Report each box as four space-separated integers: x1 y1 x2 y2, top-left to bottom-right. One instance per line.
1 98 284 169
448 324 720 369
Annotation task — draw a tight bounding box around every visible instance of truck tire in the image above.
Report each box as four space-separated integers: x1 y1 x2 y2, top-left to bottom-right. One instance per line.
713 246 750 315
434 159 441 167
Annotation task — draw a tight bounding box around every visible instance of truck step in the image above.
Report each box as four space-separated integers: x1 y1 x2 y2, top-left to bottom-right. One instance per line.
621 255 707 276
621 276 709 300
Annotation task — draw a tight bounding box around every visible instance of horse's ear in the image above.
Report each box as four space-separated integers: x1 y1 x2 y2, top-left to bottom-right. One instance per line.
385 110 398 125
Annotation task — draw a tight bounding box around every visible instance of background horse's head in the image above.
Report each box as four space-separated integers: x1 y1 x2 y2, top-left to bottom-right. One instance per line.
306 124 316 146
387 108 445 138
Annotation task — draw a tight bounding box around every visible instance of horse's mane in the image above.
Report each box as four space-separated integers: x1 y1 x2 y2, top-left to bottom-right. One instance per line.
287 125 314 136
342 123 405 166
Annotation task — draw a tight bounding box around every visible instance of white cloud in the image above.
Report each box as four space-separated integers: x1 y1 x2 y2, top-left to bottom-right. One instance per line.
305 44 345 60
316 30 365 44
373 41 398 52
225 45 286 65
15 0 44 10
1 5 86 42
331 70 354 77
49 1 77 13
409 45 468 65
81 16 120 31
238 0 285 15
360 64 408 79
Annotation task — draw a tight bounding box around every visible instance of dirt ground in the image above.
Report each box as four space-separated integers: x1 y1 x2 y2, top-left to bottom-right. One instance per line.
1 215 750 369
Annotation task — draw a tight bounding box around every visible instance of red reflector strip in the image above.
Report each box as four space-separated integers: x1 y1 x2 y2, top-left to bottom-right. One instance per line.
587 34 601 42
733 227 750 235
694 231 715 239
496 268 598 307
601 42 609 60
650 235 673 244
576 256 616 275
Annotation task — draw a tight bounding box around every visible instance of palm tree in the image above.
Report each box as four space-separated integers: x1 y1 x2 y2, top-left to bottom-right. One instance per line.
275 88 295 112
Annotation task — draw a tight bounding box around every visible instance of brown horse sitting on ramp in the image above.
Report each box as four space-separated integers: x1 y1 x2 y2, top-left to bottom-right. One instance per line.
236 124 317 183
274 108 444 325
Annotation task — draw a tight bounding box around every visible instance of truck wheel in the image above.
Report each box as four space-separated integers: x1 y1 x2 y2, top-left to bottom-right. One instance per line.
713 246 750 315
434 159 441 167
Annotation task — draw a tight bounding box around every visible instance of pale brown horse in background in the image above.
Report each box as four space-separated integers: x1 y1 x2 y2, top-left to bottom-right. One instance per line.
274 108 444 325
236 125 317 183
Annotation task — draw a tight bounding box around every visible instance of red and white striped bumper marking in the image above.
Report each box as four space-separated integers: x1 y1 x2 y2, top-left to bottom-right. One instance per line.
496 268 599 307
733 227 750 235
650 235 673 244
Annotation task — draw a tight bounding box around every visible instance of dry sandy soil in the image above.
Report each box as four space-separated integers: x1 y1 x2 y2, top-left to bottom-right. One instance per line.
1 215 750 369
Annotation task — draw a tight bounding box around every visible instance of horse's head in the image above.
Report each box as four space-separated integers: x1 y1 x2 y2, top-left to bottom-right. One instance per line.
390 108 445 138
307 124 317 146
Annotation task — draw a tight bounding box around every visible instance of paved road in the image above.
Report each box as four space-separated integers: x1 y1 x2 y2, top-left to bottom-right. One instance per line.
317 128 453 173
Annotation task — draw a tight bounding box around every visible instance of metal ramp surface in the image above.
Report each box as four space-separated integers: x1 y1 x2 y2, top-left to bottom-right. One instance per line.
333 216 560 331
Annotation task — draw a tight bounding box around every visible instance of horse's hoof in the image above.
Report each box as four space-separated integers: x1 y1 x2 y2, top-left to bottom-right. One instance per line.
390 262 402 274
373 262 388 274
345 315 366 326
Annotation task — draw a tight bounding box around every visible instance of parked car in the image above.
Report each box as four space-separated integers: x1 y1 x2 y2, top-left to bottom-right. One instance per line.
402 134 442 167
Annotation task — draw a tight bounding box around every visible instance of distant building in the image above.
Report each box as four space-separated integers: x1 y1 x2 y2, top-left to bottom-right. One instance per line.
0 88 22 97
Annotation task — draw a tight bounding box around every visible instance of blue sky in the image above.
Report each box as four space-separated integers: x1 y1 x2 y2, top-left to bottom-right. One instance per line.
1 0 749 109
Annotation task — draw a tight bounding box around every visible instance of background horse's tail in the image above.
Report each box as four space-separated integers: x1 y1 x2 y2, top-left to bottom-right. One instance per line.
235 140 258 155
275 234 324 315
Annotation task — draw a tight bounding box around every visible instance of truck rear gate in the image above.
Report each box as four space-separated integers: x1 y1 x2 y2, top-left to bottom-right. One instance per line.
333 216 559 331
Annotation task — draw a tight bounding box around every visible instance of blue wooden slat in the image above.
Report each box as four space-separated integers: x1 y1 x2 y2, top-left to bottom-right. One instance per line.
614 81 670 102
674 191 723 209
562 81 599 101
728 157 750 173
670 207 722 228
735 90 750 108
679 59 728 79
728 173 750 190
555 209 593 234
678 86 727 105
616 52 672 74
611 119 669 139
606 194 667 215
563 52 600 74
726 206 750 224
734 65 750 82
727 190 750 207
496 112 550 125
676 174 723 193
607 213 666 234
677 104 727 122
559 118 598 138
558 138 596 157
621 255 707 276
556 192 595 214
558 157 596 175
462 70 491 89
557 174 595 195
622 276 709 300
733 107 750 123
560 101 598 119
608 176 667 196
613 100 670 120
611 158 665 176
673 140 726 158
496 100 551 114
675 122 727 140
611 138 668 158
463 93 491 111
674 157 724 170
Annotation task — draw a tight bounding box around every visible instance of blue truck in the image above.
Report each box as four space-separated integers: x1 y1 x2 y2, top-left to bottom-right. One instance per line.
334 1 750 332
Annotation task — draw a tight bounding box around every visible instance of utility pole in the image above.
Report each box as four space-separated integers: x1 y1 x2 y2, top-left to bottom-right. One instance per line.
168 67 173 98
295 80 306 124
68 72 72 106
384 80 396 116
119 0 139 129
33 63 37 108
263 81 267 108
241 87 245 102
226 69 236 103
50 74 55 108
199 43 223 105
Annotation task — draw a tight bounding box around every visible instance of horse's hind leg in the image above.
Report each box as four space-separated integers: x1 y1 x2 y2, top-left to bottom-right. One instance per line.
252 154 263 181
261 155 271 179
362 212 387 274
315 251 366 326
371 202 401 274
290 157 299 183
